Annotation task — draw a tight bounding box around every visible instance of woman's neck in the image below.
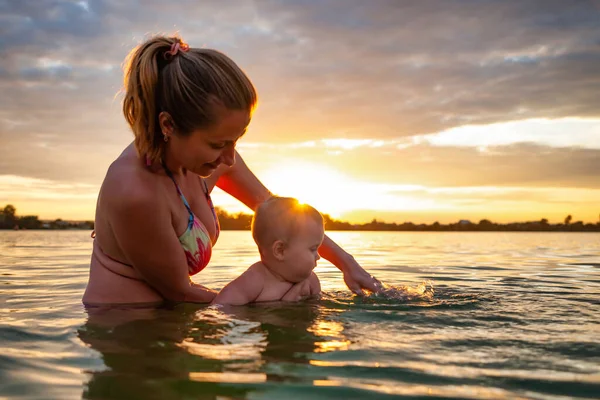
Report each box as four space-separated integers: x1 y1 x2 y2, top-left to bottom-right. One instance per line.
162 149 185 176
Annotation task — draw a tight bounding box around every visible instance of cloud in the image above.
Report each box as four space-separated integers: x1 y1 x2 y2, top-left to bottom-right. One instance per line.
2 1 599 141
238 140 600 189
0 174 98 219
416 118 600 149
0 174 97 199
239 0 600 140
0 0 598 219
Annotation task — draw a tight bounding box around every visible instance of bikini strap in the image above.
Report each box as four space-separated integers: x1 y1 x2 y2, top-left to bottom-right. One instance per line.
201 179 220 239
162 163 195 230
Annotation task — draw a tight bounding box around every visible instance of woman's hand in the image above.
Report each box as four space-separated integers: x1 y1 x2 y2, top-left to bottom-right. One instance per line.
189 282 218 303
339 255 383 295
318 235 383 295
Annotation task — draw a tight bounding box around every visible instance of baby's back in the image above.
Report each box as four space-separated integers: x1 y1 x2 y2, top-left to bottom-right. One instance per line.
212 262 316 305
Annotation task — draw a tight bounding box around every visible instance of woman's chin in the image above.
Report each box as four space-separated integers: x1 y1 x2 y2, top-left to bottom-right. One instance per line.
192 164 218 177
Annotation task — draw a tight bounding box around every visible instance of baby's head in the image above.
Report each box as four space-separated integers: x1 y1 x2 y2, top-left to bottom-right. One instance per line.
252 197 325 282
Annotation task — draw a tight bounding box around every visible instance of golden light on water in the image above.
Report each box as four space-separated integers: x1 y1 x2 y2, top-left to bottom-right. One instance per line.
178 338 264 361
313 379 341 386
307 318 351 353
308 319 344 336
177 308 267 363
188 372 267 383
310 379 525 398
313 339 351 353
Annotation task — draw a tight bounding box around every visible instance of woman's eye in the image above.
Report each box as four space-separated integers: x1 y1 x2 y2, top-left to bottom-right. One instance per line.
211 143 226 150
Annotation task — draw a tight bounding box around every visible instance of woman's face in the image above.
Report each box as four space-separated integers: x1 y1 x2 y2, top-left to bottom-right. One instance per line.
165 108 250 177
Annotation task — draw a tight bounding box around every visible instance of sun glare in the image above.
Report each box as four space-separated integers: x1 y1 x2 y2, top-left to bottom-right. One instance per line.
261 162 348 216
260 161 430 218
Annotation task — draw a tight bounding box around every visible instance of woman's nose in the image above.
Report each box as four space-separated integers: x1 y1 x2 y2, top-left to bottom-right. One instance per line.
220 145 236 167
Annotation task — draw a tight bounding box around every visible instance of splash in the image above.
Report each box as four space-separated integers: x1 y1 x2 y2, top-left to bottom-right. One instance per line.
321 281 436 305
373 280 435 301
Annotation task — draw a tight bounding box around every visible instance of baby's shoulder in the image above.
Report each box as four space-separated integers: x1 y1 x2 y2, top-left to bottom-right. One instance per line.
247 262 269 276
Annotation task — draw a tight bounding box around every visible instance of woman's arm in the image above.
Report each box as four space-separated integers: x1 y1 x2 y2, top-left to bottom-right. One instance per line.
108 178 216 303
211 151 383 294
209 150 273 211
318 236 382 294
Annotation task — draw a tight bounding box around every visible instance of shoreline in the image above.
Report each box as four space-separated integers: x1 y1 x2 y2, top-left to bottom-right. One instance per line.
2 227 599 233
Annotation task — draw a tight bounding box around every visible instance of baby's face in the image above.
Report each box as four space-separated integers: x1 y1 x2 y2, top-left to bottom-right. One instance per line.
282 218 324 282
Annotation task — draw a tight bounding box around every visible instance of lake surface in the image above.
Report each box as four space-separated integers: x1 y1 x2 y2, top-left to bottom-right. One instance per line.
1 230 599 399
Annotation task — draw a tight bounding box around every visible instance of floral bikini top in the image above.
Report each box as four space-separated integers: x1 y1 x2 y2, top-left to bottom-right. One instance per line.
163 164 220 276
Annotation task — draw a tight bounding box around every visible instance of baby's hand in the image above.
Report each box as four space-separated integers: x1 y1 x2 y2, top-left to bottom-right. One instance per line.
281 279 312 302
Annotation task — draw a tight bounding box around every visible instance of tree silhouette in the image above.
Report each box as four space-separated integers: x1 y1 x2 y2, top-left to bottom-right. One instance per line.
3 204 16 217
1 204 17 228
1 204 599 232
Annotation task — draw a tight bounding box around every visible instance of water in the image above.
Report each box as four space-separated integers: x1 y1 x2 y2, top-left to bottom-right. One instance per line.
1 231 599 399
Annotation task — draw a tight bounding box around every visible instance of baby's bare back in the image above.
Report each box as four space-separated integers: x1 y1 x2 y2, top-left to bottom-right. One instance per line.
212 263 319 305
254 263 297 302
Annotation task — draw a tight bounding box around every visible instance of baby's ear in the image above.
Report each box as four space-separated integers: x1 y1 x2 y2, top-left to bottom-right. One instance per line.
272 240 286 261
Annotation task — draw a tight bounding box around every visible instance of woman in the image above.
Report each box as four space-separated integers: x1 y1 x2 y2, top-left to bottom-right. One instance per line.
82 35 381 306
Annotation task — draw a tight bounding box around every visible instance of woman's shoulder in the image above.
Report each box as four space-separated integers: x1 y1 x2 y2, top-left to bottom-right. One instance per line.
100 146 163 211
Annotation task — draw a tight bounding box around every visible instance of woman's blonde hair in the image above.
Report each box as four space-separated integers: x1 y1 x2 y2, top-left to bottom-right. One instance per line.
122 35 257 163
252 197 324 251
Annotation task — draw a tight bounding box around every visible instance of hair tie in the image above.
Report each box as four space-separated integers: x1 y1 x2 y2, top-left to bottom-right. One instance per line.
164 41 190 60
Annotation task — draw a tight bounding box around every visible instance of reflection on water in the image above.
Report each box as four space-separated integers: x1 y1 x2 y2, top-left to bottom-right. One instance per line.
309 318 350 353
77 285 440 399
1 231 600 399
77 302 330 398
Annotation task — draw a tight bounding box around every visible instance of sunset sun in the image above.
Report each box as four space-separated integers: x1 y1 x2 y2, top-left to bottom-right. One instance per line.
259 161 429 218
260 161 363 217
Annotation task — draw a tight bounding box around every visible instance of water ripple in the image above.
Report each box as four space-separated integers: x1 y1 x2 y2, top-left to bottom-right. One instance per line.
1 231 599 399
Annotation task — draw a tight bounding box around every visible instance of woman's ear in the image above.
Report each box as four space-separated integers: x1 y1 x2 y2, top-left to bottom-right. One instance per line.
272 240 287 261
158 111 175 136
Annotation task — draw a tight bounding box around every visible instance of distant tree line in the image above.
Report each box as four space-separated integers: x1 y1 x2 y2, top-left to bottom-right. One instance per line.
215 208 600 232
2 204 599 232
0 205 94 230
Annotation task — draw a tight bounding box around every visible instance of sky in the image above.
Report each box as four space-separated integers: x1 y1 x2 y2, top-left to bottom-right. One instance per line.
1 0 599 224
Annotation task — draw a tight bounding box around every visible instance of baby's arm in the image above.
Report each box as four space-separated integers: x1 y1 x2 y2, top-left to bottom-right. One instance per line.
212 264 265 305
281 272 321 302
309 272 321 296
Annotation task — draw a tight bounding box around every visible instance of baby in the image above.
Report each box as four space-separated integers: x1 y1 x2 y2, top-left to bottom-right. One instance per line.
212 197 323 305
